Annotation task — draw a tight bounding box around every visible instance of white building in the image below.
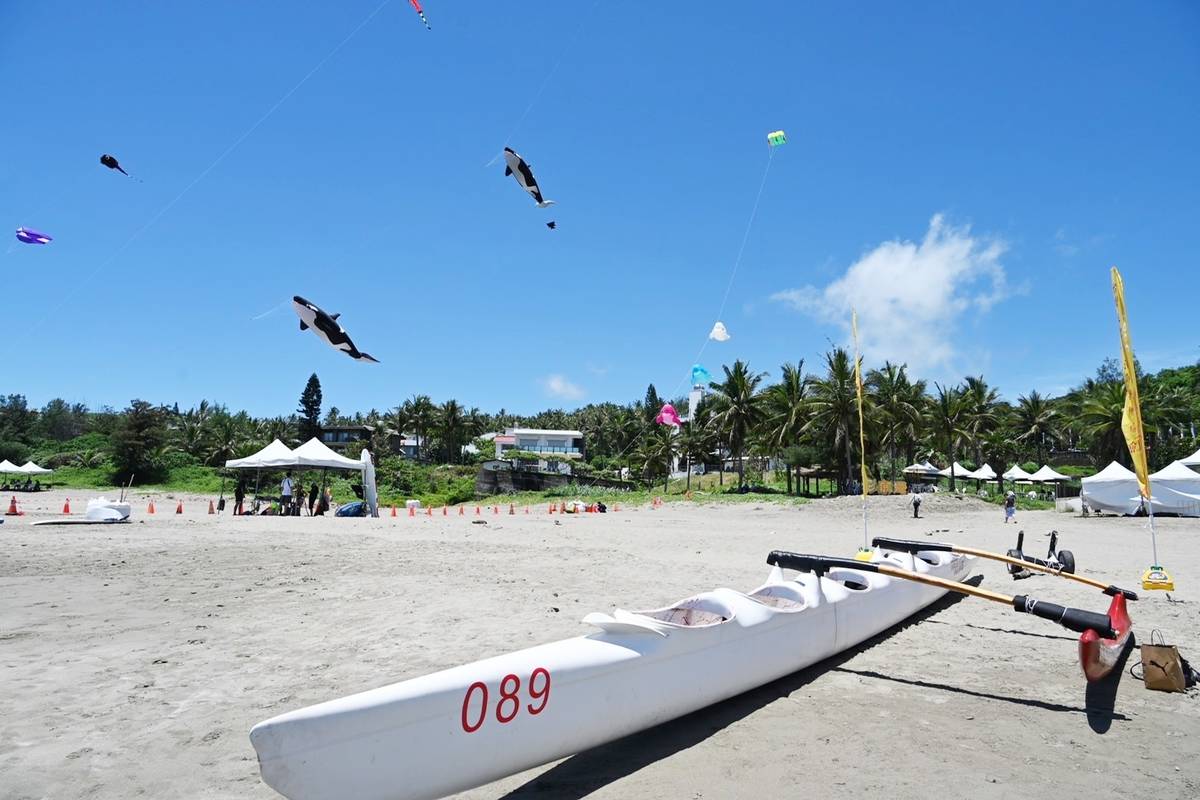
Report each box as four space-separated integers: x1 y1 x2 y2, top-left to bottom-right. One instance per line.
494 428 585 474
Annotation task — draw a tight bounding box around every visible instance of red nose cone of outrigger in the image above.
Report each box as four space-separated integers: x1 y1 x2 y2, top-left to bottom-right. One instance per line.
1078 593 1132 682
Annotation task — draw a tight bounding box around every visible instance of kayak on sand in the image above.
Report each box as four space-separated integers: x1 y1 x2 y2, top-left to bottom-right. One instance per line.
250 547 971 800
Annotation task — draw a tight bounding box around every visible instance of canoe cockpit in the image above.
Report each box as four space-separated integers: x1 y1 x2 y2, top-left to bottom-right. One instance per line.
636 593 734 627
746 583 807 610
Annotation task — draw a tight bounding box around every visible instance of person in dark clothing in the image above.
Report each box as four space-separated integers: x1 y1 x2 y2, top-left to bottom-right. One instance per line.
234 478 246 516
910 491 922 519
308 483 320 515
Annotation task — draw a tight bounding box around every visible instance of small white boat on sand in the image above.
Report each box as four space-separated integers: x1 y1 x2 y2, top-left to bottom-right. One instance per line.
250 548 971 800
31 496 132 526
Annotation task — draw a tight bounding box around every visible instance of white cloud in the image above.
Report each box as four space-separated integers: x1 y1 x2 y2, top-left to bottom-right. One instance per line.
1053 228 1080 257
542 374 585 401
771 214 1011 372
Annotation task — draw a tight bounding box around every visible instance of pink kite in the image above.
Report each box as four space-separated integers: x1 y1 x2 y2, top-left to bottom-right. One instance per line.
655 403 683 427
409 0 431 29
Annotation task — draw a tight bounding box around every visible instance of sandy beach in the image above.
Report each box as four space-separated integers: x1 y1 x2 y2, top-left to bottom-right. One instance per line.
2 489 1198 799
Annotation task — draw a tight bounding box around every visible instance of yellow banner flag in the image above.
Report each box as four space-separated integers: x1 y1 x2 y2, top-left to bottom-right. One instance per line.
852 310 869 498
1111 267 1150 499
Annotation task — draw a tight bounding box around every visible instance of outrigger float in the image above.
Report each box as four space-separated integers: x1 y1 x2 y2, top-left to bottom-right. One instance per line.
250 545 1122 800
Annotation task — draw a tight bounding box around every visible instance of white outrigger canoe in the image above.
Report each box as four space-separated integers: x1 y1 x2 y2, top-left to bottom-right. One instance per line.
250 548 972 800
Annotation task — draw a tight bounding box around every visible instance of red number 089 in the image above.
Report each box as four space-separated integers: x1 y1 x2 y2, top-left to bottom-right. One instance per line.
460 667 551 733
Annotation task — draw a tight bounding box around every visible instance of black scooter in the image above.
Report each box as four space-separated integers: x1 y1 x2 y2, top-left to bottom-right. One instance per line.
1006 529 1076 579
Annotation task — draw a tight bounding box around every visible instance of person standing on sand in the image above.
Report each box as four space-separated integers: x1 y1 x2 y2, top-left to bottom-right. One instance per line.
910 491 922 518
234 478 246 516
308 482 319 515
1004 490 1017 523
281 472 294 514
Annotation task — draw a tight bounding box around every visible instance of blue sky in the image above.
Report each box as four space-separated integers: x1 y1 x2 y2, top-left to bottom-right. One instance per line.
3 1 1197 417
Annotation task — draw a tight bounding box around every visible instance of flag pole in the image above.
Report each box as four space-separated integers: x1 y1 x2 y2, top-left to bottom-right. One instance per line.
852 310 871 559
1111 266 1173 590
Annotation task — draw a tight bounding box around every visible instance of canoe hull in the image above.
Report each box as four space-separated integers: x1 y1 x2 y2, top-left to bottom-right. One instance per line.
1079 592 1132 682
250 550 970 800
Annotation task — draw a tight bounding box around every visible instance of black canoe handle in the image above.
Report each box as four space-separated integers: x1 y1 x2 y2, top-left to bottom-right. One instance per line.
1012 595 1115 639
871 537 953 553
767 551 881 578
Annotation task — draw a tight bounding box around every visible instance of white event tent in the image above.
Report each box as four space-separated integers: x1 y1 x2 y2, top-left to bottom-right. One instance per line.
0 459 22 474
224 438 378 517
1182 446 1200 468
938 462 974 479
225 439 298 470
1147 461 1200 517
18 461 52 474
971 463 998 481
1080 461 1142 515
1002 464 1035 482
1030 465 1070 483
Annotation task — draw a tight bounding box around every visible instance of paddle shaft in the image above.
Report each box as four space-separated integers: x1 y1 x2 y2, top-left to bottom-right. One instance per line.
951 545 1110 592
871 562 1013 604
870 536 1138 600
767 551 1116 638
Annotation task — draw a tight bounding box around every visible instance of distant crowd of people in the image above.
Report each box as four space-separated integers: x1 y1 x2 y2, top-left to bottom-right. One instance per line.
230 472 333 516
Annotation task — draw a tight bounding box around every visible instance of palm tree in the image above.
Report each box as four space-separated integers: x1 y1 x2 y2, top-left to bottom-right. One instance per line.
962 375 1000 467
437 399 467 463
635 425 676 491
708 360 766 488
1014 390 1059 465
805 348 859 491
927 382 970 491
763 360 810 489
404 395 437 461
867 362 923 488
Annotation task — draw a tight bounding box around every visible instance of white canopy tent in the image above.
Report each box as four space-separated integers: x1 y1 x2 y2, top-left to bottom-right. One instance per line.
1030 465 1070 482
18 461 52 474
971 463 998 481
291 438 365 470
1146 461 1200 517
1081 461 1142 515
0 459 22 474
1002 464 1035 482
225 439 298 470
1182 446 1200 468
938 462 974 479
903 462 940 476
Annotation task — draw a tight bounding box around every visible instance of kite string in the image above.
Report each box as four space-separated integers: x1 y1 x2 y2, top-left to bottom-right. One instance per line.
483 0 602 167
5 0 393 348
250 299 290 321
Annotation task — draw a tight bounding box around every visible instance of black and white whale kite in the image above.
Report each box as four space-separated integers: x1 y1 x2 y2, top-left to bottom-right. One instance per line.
503 147 555 208
292 296 379 363
100 154 130 176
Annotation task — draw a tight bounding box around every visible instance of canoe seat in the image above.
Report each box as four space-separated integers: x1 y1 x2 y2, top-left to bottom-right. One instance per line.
637 593 732 627
748 584 806 610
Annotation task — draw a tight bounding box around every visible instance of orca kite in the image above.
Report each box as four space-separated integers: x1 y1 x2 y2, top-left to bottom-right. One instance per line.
503 147 555 208
100 154 129 176
292 296 379 363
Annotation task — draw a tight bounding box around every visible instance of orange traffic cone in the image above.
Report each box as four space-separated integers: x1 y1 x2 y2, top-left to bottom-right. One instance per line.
493 505 499 515
391 505 397 517
508 503 515 515
458 505 465 515
524 506 529 514
475 506 481 515
443 506 448 516
426 506 433 517
614 503 620 512
6 496 22 516
409 506 416 517
147 500 156 514
175 501 184 514
63 498 71 515
549 502 556 514
208 500 216 515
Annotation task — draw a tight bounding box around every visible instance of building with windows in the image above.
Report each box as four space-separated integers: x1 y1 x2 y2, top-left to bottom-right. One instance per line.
494 428 585 474
320 425 372 453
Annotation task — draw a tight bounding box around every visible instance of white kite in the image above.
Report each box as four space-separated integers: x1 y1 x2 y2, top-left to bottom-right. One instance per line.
709 321 731 342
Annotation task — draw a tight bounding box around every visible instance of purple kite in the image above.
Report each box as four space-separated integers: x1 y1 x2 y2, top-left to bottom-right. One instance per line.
15 227 51 245
655 403 683 428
